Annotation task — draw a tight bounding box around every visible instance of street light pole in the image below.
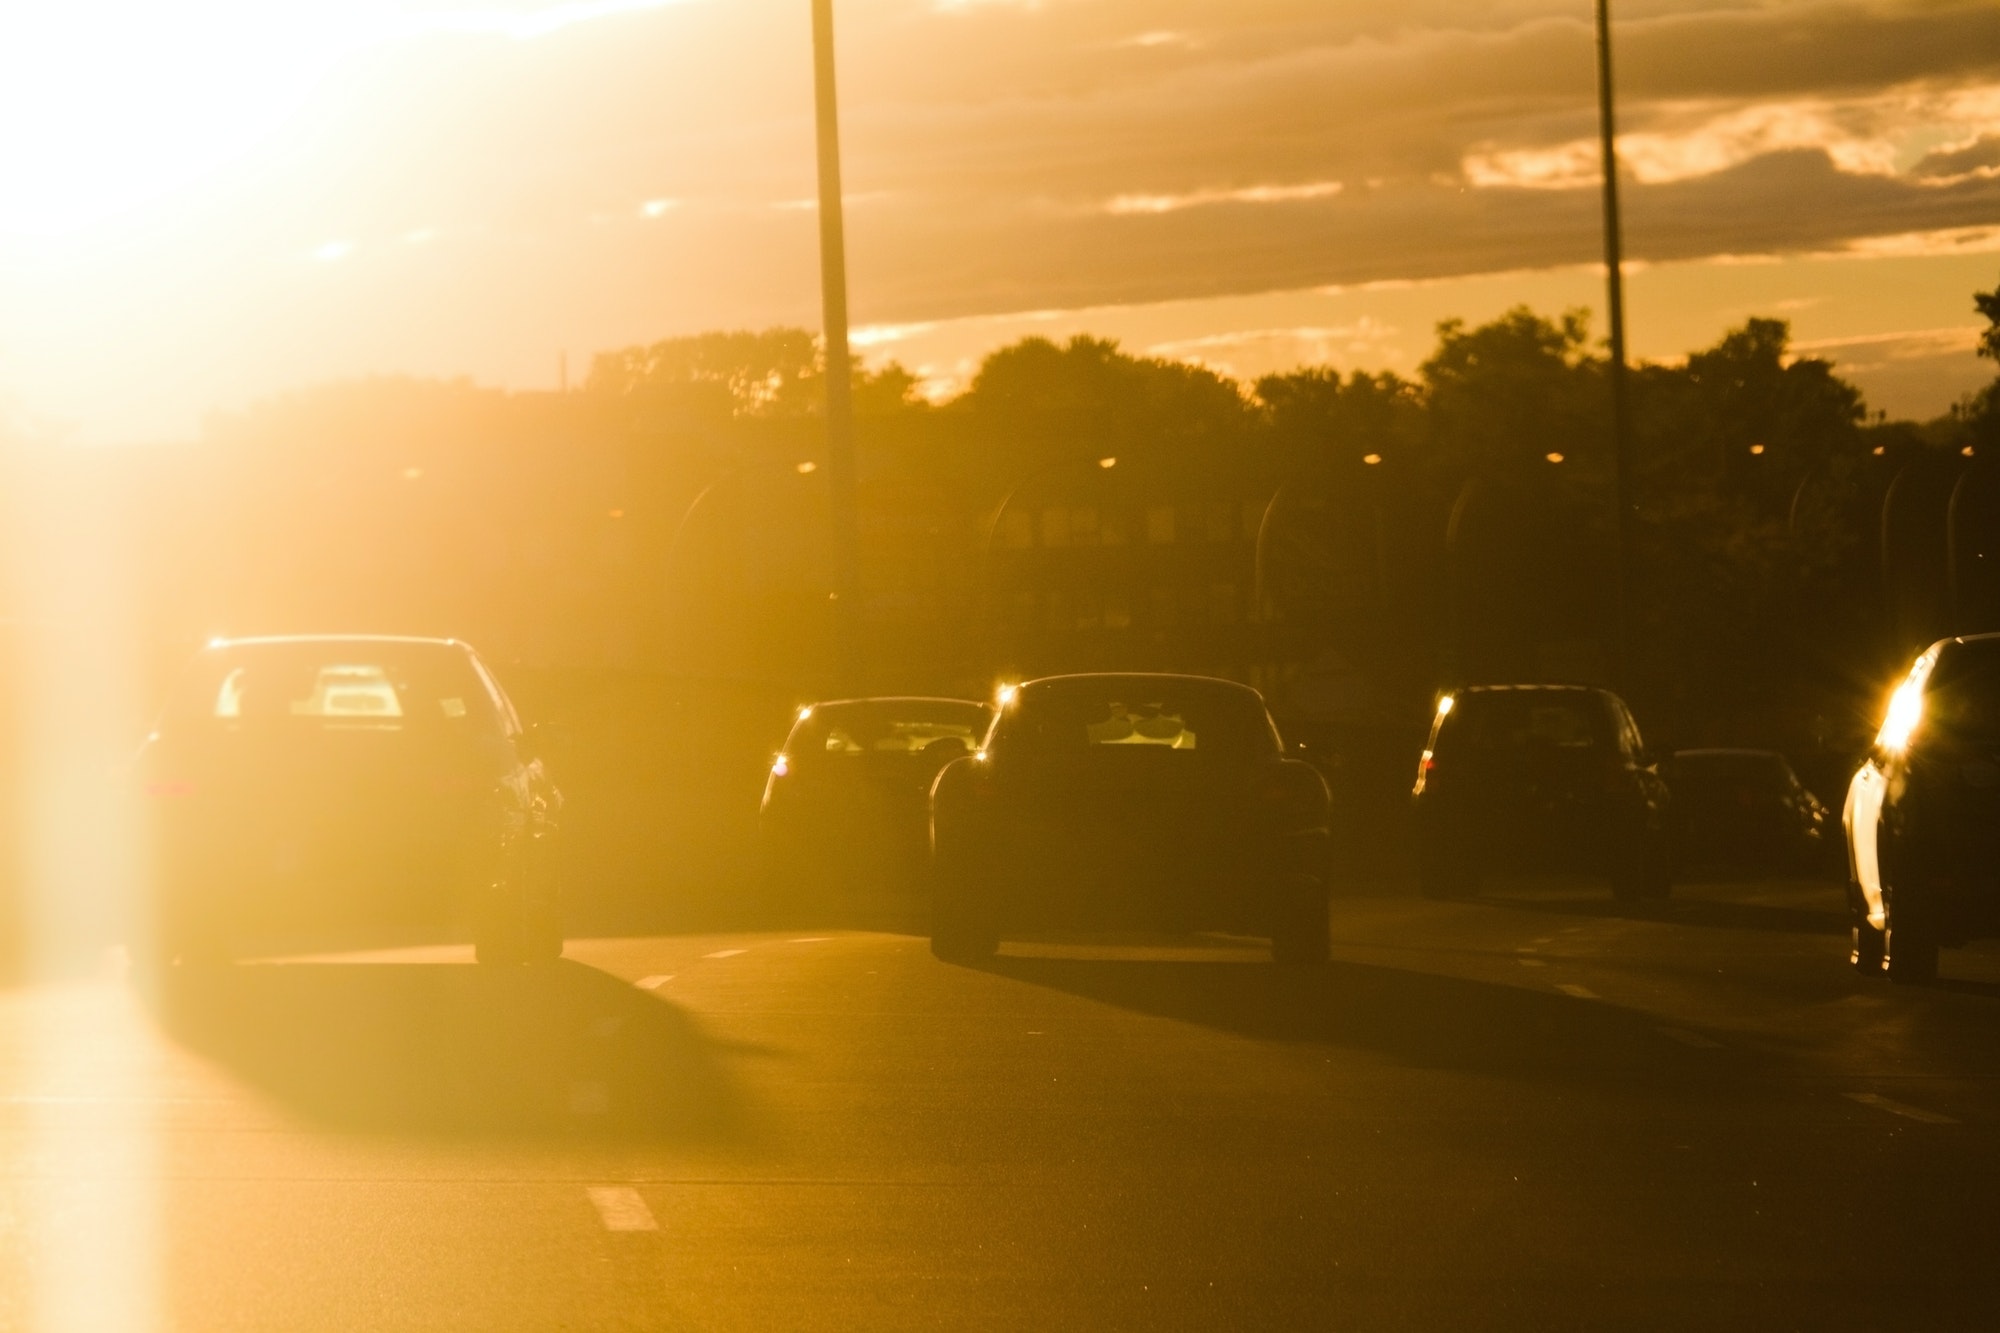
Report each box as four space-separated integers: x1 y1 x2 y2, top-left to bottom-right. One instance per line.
1595 0 1636 679
811 0 862 691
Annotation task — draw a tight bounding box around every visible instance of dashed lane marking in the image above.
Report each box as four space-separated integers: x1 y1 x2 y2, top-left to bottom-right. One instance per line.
1555 984 1599 1000
790 937 831 943
1844 1092 1959 1125
704 949 748 960
1517 958 1547 968
587 1187 659 1232
1655 1026 1723 1049
636 975 673 990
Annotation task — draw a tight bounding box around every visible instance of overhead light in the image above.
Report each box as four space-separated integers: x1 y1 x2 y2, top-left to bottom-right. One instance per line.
797 461 818 474
1965 446 1977 458
1362 453 1382 466
1098 457 1117 469
402 466 423 481
608 509 624 519
1545 452 1564 464
1749 444 1765 456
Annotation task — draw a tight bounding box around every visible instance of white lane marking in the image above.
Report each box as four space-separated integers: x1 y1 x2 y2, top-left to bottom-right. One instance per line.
1655 1026 1723 1049
636 975 674 990
1516 946 1540 954
1532 937 1555 945
1517 958 1547 968
1555 984 1599 1000
704 949 748 960
588 1186 659 1231
790 937 831 944
1845 1092 1959 1125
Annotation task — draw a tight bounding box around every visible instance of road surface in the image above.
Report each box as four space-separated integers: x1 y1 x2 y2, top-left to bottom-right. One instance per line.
7 874 2000 1330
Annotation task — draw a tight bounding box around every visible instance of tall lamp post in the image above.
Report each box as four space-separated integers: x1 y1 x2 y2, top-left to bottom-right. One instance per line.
1595 0 1635 677
812 0 862 691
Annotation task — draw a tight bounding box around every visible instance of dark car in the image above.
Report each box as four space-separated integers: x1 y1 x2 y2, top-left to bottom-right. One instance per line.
1412 683 1671 900
1844 633 2000 984
760 696 995 900
927 673 1332 964
1664 748 1833 876
139 635 563 965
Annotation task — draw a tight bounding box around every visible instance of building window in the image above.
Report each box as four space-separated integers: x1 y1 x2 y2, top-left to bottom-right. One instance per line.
1146 506 1176 545
1041 507 1070 548
1070 506 1098 546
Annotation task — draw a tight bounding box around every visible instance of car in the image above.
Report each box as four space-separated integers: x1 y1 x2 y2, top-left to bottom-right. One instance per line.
1663 748 1834 877
1411 683 1671 900
138 635 563 966
1844 632 2000 984
760 696 995 902
926 673 1332 964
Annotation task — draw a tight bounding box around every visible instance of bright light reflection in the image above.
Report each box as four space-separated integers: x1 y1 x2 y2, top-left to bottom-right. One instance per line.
1877 678 1925 752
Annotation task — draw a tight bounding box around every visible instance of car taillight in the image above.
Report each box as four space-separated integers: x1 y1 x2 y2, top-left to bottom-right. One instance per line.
144 780 197 798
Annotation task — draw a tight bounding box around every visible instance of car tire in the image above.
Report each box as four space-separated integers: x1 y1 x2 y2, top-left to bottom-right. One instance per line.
1886 915 1939 985
1850 918 1887 973
1271 877 1331 966
930 848 998 964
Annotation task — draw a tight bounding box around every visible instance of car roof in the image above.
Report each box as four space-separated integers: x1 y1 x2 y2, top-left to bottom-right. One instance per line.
1671 748 1783 759
1022 672 1263 698
207 634 469 650
800 696 992 710
1457 683 1605 694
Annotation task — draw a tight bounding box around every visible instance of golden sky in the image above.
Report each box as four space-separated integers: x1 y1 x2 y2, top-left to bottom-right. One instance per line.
3 0 1999 441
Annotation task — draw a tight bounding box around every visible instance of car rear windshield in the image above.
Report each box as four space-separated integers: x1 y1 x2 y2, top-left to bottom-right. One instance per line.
787 701 992 762
164 643 508 738
1001 680 1279 761
1923 641 2000 747
1441 691 1615 754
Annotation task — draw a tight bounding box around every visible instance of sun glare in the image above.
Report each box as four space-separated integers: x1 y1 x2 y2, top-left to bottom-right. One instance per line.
0 1 690 239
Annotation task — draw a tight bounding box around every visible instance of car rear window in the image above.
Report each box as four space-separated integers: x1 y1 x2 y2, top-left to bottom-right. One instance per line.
167 643 506 737
1002 680 1278 760
787 701 992 761
1442 691 1614 753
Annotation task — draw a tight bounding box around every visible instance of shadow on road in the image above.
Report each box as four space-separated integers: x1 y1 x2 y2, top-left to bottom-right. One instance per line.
984 954 1755 1081
146 958 755 1144
1469 878 1849 937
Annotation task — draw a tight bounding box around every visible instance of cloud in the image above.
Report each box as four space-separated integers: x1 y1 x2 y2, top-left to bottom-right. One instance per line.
1103 181 1342 215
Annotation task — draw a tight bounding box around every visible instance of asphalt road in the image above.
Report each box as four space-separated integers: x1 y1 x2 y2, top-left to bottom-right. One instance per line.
10 873 2000 1331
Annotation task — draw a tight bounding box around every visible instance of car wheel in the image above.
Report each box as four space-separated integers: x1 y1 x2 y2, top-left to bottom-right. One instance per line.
1886 913 1939 985
1270 876 1331 966
1850 918 1887 973
930 847 998 964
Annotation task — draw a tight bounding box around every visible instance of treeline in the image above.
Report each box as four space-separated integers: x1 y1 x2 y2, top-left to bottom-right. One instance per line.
33 278 1997 787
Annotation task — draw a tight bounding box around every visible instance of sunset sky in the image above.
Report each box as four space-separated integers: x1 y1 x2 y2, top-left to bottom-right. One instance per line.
3 0 1999 442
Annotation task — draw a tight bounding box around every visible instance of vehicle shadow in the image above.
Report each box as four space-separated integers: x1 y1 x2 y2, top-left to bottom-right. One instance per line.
980 953 1761 1082
145 958 755 1144
1470 879 1850 937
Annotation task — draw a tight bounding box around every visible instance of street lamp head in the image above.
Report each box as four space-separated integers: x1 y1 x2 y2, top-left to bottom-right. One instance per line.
1098 457 1117 469
1545 452 1565 464
796 461 818 474
1363 453 1382 466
